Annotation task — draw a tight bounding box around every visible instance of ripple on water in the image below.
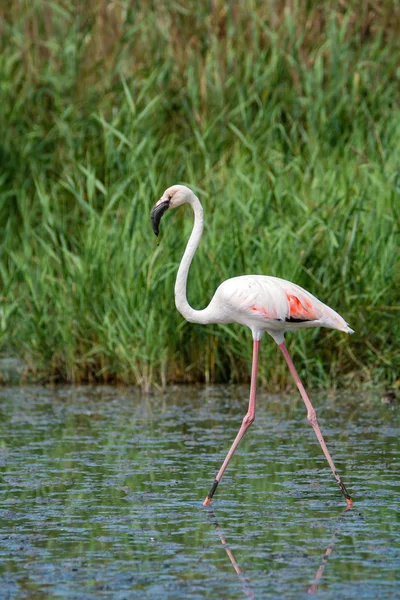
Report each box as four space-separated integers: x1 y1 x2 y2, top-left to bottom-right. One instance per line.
0 385 399 599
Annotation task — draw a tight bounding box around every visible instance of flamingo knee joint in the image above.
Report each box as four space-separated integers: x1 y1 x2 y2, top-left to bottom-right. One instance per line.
242 413 255 428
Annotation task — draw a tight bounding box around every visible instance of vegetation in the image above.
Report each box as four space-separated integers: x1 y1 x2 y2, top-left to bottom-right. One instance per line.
0 1 399 389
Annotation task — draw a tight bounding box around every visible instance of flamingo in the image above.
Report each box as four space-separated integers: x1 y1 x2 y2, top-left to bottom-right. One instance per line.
150 184 354 509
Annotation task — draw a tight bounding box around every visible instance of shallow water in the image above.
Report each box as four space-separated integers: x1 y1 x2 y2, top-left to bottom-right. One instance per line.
0 385 399 599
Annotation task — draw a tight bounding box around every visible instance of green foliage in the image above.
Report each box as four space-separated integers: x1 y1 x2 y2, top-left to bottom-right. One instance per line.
0 1 399 387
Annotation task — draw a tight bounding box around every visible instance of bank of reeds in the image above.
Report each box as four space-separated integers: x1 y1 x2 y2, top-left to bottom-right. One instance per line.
0 1 399 388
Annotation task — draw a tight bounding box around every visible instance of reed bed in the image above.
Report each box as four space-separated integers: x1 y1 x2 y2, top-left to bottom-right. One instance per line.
0 1 399 388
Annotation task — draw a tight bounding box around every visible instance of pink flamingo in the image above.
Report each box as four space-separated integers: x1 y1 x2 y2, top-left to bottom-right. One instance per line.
150 185 354 509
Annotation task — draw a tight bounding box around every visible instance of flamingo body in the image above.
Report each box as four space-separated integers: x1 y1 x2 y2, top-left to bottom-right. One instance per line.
205 274 353 343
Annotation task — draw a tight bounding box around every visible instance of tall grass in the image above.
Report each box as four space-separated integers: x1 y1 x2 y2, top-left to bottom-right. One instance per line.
0 1 399 388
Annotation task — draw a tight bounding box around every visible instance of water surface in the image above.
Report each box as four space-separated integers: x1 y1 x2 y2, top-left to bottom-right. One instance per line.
0 385 399 598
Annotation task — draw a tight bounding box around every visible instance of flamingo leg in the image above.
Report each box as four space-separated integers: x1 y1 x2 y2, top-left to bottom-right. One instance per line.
203 339 260 506
278 341 353 509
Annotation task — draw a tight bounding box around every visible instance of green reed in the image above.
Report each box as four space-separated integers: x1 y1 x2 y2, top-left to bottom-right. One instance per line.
0 1 399 387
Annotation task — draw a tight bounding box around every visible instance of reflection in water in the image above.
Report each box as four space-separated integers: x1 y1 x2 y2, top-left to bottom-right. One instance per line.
206 507 254 599
208 504 353 598
308 528 338 594
308 506 360 594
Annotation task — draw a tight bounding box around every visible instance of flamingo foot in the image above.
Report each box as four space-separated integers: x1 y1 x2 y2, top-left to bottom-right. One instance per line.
203 496 212 507
345 497 353 511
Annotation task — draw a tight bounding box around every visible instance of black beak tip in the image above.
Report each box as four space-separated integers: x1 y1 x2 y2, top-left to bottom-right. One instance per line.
150 200 169 237
150 213 160 236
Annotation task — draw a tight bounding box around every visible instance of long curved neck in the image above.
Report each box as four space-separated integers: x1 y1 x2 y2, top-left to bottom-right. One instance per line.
174 195 214 324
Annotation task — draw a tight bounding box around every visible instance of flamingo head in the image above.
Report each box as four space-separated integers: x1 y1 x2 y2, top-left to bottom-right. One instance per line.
150 185 194 236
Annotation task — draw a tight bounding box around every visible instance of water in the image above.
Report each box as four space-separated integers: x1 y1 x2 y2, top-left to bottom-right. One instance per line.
0 385 399 599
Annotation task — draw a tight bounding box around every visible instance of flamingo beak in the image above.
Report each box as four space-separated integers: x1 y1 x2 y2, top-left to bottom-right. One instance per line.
150 199 170 236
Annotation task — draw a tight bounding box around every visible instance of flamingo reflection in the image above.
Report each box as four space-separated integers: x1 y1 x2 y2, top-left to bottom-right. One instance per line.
207 508 254 599
309 505 356 594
